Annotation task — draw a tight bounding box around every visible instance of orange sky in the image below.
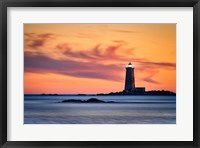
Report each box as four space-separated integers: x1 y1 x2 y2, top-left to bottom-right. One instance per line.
24 24 176 94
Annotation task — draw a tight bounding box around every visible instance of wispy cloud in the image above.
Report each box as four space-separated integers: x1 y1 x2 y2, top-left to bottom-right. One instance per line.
112 40 128 45
24 53 123 82
110 29 137 34
24 32 175 84
142 69 160 84
138 61 176 69
25 33 55 49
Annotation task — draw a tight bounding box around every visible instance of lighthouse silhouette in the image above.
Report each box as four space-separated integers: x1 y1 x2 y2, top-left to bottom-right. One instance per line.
124 62 135 91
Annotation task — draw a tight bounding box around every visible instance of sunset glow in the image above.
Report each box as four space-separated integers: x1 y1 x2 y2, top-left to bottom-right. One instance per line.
24 24 176 94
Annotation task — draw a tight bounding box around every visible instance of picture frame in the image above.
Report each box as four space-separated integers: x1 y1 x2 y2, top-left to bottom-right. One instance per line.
0 0 199 147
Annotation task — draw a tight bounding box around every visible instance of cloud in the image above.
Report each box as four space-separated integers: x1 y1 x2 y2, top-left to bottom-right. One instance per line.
29 39 44 48
60 43 132 62
24 32 175 84
143 75 160 84
25 32 175 69
141 69 160 84
25 33 55 49
74 33 96 39
57 43 175 70
112 40 128 45
24 53 124 82
143 78 159 84
138 61 176 69
110 29 137 33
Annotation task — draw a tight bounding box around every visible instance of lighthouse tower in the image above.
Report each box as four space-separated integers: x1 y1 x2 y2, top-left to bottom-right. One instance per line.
124 62 135 91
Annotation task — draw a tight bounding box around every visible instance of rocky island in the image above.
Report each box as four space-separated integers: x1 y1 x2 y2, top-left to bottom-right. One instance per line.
97 90 176 96
60 98 115 103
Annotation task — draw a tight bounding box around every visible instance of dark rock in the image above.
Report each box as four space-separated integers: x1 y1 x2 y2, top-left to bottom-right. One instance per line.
77 94 87 96
86 98 105 103
41 93 58 96
62 99 82 103
61 98 114 103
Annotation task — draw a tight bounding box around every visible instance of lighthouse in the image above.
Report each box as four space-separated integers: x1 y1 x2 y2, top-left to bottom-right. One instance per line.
124 62 135 91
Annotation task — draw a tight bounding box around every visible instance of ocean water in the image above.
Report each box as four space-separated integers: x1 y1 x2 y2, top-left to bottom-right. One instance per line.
24 95 176 124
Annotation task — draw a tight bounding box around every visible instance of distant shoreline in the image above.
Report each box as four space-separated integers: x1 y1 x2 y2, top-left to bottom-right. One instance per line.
24 90 176 96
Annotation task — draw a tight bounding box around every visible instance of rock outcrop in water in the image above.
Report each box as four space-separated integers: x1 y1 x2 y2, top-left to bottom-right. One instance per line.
97 90 176 96
41 93 58 96
61 98 115 103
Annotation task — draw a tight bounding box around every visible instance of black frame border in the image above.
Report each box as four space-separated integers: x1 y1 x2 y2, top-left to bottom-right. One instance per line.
0 0 200 147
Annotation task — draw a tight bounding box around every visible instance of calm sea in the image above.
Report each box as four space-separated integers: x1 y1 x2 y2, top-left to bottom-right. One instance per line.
24 95 176 124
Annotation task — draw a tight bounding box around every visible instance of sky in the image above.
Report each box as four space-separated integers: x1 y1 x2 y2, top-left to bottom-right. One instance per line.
24 24 176 94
